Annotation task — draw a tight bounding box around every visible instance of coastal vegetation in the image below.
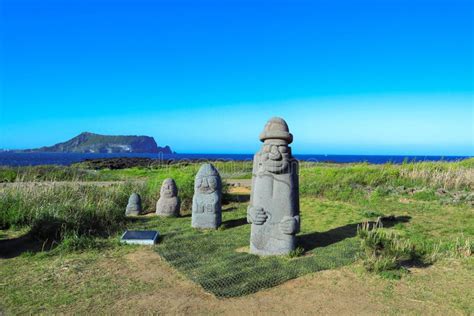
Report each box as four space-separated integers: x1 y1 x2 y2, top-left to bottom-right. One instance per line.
0 158 473 313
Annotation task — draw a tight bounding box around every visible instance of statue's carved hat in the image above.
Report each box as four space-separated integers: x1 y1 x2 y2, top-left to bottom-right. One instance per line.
196 163 220 178
259 117 293 144
161 178 177 195
162 178 177 188
128 193 141 204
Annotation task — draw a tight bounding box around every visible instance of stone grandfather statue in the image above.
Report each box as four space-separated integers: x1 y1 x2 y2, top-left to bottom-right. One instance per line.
192 163 222 229
156 178 180 217
247 117 300 255
126 192 143 216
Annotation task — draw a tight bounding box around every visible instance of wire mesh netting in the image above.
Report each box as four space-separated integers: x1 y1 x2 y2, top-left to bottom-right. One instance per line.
155 210 360 298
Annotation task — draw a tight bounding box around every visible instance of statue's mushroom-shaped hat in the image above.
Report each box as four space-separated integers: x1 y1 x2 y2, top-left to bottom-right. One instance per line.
161 178 177 194
196 163 220 178
162 178 177 187
259 117 293 144
128 193 141 204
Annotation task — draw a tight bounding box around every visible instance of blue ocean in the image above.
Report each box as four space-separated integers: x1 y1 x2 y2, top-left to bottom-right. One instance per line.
0 152 469 167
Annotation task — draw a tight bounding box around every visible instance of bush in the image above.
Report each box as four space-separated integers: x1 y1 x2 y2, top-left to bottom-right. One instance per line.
357 222 420 275
0 168 17 182
288 246 305 258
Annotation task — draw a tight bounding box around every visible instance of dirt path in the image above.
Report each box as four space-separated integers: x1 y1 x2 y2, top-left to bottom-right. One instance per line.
226 179 252 188
99 248 382 315
91 248 472 315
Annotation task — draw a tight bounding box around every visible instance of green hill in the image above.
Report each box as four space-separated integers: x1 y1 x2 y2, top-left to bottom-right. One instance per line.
21 132 172 154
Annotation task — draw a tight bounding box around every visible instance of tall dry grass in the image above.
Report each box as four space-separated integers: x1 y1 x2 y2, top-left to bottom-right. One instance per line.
0 181 148 240
399 163 474 190
300 159 474 202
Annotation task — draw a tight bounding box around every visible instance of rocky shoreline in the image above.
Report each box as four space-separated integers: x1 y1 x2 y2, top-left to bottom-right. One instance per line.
75 157 234 169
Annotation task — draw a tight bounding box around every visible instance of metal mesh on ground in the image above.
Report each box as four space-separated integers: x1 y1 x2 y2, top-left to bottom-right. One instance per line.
155 211 360 298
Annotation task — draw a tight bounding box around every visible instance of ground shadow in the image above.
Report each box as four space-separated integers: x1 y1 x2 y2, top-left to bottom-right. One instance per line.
221 217 248 229
223 194 250 203
223 206 238 213
126 216 156 223
0 234 56 259
298 215 411 252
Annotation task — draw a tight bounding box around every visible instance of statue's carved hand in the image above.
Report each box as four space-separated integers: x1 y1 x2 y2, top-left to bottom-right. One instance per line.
279 216 299 235
247 206 267 225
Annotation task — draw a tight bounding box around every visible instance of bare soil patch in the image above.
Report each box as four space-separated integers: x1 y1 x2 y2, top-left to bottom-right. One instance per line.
101 248 384 315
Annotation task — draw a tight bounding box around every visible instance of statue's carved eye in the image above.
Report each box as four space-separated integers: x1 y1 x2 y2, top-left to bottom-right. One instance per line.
208 177 217 189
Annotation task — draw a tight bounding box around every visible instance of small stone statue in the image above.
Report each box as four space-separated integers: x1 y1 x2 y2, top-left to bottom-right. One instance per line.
156 178 180 217
192 163 222 229
126 193 142 216
247 117 300 255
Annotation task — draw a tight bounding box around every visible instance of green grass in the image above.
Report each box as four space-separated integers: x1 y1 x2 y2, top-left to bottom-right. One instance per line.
0 159 473 312
0 245 152 314
2 192 471 310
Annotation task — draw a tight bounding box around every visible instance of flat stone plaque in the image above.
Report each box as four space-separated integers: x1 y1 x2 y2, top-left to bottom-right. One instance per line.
120 230 159 245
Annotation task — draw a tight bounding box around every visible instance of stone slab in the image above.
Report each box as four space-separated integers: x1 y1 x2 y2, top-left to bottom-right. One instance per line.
120 230 159 245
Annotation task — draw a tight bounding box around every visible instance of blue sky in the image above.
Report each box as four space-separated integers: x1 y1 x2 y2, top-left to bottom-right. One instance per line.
0 0 473 155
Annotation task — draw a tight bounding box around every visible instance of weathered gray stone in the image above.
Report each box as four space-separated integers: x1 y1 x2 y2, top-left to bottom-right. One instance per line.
156 178 180 217
126 193 142 216
192 163 222 229
247 117 300 256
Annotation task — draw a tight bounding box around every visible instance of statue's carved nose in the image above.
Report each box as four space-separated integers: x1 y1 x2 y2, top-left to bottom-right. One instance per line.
269 146 281 160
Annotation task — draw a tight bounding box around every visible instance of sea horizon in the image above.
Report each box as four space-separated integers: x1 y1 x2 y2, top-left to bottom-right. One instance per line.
0 151 471 167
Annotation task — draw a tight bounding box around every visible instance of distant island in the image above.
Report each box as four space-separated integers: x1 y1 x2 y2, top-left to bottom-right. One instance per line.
18 132 173 154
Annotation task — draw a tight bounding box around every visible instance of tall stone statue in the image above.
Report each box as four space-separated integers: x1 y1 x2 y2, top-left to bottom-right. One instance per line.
126 193 143 216
192 163 222 229
247 117 300 255
156 178 180 217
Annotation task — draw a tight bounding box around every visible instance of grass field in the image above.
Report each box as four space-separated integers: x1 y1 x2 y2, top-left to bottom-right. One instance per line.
1 159 473 314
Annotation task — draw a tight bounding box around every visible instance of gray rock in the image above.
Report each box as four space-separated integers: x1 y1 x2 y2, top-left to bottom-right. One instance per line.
247 117 300 256
156 178 180 217
126 193 142 216
436 188 449 196
192 163 222 229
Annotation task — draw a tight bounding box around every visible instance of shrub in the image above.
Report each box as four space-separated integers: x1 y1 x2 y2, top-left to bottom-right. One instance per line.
357 222 420 275
288 246 305 258
0 168 17 182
